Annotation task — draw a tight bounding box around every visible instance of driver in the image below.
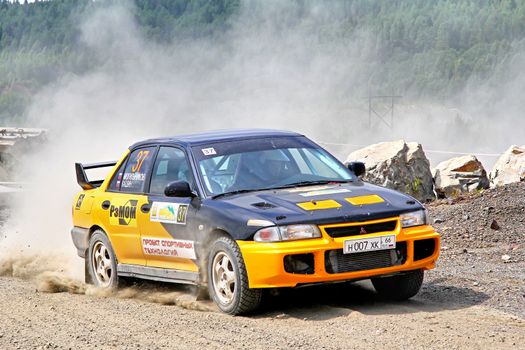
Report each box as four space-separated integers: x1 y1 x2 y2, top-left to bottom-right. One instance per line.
229 150 290 191
259 150 289 183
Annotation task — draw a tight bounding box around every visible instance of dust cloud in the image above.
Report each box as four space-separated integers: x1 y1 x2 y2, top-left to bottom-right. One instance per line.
0 252 216 311
0 1 523 298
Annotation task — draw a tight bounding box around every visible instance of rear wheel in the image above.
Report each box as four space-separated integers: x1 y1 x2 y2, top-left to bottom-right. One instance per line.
207 236 262 315
371 269 424 300
87 230 119 289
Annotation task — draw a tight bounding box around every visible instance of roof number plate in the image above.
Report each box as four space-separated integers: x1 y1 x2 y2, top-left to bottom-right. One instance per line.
343 234 396 254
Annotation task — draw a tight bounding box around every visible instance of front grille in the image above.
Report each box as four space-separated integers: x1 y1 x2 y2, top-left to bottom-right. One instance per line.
324 220 397 238
325 242 407 274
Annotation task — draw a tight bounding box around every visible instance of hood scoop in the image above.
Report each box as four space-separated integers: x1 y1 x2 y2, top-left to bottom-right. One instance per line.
251 202 277 210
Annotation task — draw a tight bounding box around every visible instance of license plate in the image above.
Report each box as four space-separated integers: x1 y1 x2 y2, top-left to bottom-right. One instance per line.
343 234 396 254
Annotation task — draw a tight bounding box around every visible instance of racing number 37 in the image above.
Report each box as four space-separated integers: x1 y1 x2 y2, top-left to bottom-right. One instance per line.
132 150 150 173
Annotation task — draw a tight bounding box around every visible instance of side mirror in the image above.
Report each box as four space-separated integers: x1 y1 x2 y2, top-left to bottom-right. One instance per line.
164 181 196 197
347 161 366 177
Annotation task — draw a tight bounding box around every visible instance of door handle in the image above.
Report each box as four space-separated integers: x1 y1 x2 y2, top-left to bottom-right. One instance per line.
101 200 110 210
141 203 151 213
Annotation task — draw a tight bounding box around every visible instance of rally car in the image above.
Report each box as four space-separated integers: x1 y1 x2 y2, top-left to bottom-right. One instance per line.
71 129 440 315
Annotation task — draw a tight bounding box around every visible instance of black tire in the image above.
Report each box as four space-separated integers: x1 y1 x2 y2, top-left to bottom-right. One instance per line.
87 230 120 289
207 236 262 315
371 269 424 301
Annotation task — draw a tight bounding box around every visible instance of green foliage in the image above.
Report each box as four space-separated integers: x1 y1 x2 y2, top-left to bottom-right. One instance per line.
0 0 240 123
1 0 525 123
405 177 423 197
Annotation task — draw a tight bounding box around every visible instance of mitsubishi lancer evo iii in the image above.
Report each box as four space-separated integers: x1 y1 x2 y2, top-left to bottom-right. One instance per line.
71 129 440 315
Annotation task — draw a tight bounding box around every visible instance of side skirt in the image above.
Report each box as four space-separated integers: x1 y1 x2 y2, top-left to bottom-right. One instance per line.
117 264 200 285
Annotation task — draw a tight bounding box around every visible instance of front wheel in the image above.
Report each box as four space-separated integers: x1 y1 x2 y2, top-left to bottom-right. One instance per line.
371 269 424 301
207 236 262 315
87 230 119 289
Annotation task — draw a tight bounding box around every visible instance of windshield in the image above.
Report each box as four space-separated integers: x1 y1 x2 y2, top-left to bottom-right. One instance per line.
193 137 354 196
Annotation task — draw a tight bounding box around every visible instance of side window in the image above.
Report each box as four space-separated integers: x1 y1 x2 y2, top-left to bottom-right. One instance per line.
107 158 128 191
150 147 193 195
120 147 156 193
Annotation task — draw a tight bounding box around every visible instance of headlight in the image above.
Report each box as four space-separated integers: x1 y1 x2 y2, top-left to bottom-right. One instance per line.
400 209 429 228
253 224 321 242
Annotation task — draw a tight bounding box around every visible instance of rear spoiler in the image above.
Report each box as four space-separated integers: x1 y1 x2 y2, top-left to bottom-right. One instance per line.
75 161 117 190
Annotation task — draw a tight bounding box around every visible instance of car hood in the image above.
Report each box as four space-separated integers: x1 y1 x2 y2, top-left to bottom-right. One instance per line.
209 181 423 227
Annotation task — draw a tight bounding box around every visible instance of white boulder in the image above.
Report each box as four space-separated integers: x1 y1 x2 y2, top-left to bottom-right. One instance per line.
489 145 525 187
345 140 434 202
433 155 489 197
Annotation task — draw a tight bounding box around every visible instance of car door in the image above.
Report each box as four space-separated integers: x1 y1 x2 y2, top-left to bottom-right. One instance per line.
97 146 157 266
138 146 200 273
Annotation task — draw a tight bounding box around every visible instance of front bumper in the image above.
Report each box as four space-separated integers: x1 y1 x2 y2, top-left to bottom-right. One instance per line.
238 221 440 288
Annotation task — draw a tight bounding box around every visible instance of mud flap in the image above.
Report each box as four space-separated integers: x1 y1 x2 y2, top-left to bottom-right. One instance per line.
84 258 93 284
195 285 209 301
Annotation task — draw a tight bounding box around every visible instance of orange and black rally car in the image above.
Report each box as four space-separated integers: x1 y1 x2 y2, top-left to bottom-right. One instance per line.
71 129 440 315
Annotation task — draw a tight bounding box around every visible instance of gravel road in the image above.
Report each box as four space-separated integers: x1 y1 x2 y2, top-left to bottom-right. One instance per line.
0 183 524 350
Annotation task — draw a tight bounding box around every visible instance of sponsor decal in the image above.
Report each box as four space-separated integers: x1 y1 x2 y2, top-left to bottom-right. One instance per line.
202 147 217 156
121 149 152 189
116 172 123 187
286 185 332 193
75 194 85 210
299 188 351 197
345 195 384 205
142 238 196 259
131 150 150 173
150 202 188 224
296 199 342 210
109 199 138 226
121 172 146 188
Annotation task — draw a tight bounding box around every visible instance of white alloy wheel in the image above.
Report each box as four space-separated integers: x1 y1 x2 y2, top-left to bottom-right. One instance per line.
212 252 236 305
207 236 262 315
92 241 113 287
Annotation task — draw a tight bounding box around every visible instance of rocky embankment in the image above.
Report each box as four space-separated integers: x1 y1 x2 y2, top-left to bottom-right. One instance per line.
428 182 525 249
347 140 525 201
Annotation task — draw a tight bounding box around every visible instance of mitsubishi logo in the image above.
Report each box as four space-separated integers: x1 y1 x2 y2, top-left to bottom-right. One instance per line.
359 227 367 234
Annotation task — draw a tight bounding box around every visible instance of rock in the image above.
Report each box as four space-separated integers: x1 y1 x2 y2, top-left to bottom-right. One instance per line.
433 218 444 224
462 214 470 220
345 140 434 202
489 145 525 187
433 155 489 197
490 220 500 230
501 255 511 262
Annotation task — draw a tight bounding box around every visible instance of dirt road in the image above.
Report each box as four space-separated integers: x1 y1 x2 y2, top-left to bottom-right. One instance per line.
0 258 523 350
1 183 524 349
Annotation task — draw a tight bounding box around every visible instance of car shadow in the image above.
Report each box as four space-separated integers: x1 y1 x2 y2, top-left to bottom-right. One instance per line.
255 278 489 321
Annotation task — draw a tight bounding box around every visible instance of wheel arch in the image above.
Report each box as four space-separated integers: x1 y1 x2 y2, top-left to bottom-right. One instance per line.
86 225 116 259
85 225 104 252
197 228 232 284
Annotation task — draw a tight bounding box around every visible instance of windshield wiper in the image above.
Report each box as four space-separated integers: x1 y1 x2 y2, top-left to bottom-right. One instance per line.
211 180 352 199
269 179 352 190
211 188 266 199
